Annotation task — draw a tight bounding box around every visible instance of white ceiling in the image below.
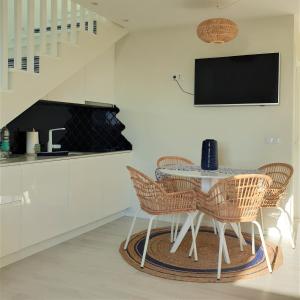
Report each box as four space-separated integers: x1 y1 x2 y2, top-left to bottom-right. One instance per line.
79 0 300 31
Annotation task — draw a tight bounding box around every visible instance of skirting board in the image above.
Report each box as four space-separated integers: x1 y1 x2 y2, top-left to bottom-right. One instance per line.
0 210 126 269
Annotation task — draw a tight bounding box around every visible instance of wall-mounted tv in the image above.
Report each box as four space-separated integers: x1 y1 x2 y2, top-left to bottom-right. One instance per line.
194 53 279 106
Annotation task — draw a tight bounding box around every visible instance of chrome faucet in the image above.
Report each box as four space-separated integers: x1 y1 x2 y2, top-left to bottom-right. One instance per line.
47 128 66 152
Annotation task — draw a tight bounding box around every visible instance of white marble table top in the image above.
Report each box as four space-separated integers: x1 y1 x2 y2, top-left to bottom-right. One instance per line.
157 165 261 179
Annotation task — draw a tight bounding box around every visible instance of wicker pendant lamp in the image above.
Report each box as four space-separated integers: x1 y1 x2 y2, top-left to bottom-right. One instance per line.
197 1 239 44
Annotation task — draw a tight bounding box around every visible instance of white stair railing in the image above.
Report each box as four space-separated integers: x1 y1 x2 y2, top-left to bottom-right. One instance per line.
14 0 22 70
40 0 47 54
61 0 68 41
27 0 35 73
0 0 104 90
80 6 86 32
0 0 9 90
70 1 77 43
50 0 58 56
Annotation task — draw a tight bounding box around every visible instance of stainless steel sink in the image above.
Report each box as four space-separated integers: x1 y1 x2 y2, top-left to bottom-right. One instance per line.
37 151 69 157
37 151 87 157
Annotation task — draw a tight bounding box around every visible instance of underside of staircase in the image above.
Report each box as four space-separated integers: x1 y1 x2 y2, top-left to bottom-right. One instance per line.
0 0 127 127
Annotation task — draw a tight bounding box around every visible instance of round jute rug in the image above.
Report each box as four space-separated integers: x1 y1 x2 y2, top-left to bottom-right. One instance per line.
119 227 282 283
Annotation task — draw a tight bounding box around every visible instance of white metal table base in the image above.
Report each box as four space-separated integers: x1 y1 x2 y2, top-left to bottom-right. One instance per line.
170 213 231 264
170 212 198 253
170 216 247 265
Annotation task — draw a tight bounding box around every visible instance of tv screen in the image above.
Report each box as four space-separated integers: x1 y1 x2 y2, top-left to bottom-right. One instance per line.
194 53 279 106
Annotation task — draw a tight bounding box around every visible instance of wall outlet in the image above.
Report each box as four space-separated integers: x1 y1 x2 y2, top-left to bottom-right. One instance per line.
172 74 182 80
265 137 280 144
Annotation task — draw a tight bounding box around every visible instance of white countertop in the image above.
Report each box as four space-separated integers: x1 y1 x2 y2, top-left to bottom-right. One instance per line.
0 150 132 167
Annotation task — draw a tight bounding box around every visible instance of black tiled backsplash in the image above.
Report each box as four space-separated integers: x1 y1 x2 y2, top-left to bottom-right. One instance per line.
7 100 132 154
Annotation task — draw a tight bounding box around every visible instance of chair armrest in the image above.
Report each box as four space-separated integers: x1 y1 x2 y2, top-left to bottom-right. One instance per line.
194 189 210 209
163 189 197 211
159 177 201 193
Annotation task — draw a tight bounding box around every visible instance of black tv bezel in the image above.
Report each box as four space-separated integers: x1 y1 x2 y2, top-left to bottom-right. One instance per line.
194 53 280 107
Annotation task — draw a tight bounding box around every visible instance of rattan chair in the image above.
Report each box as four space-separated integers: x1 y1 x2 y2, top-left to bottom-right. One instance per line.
124 166 198 267
156 156 207 241
157 156 195 168
156 156 202 190
259 163 295 248
190 174 272 279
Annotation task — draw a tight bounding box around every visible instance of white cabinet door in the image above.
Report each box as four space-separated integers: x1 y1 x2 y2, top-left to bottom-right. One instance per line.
21 161 69 248
0 166 22 257
98 154 132 217
69 153 131 229
69 157 104 229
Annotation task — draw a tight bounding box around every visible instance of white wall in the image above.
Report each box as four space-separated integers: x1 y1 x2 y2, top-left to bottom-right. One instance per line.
44 46 115 104
115 16 299 224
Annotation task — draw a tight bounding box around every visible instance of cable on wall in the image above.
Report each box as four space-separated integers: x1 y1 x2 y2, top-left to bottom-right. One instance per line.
173 76 194 96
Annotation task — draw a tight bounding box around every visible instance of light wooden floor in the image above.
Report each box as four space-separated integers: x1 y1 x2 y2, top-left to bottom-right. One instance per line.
0 216 299 300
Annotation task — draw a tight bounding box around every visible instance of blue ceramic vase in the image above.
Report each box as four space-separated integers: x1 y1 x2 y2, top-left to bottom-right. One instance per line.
201 139 218 171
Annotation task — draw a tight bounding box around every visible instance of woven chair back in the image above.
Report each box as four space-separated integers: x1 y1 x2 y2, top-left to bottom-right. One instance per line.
127 166 166 213
258 163 293 207
207 174 272 222
259 163 293 190
157 156 194 168
156 156 201 189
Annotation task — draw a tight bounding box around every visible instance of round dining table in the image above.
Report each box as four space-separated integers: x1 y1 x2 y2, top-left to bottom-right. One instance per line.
156 166 260 255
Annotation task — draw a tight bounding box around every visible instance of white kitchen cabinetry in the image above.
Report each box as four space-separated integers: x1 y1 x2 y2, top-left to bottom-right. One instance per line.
21 161 69 248
68 153 131 229
0 166 22 257
0 152 131 264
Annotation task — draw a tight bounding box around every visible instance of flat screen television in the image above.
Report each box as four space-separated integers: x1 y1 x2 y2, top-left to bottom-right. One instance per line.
194 53 279 106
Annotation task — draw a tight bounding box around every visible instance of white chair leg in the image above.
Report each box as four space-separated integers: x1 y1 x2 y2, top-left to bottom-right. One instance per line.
189 213 198 261
260 207 265 234
238 223 244 252
171 211 198 253
251 222 255 255
124 208 140 250
174 214 181 241
277 207 295 249
212 218 217 234
217 222 226 280
230 223 247 246
170 215 175 243
189 212 204 257
141 216 156 268
274 225 283 246
216 221 231 264
252 221 272 273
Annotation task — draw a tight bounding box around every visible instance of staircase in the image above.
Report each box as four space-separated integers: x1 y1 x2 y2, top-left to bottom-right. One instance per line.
0 0 127 127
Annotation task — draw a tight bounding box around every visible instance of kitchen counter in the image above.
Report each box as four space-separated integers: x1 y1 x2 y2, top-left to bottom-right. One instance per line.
0 150 132 167
0 149 132 266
